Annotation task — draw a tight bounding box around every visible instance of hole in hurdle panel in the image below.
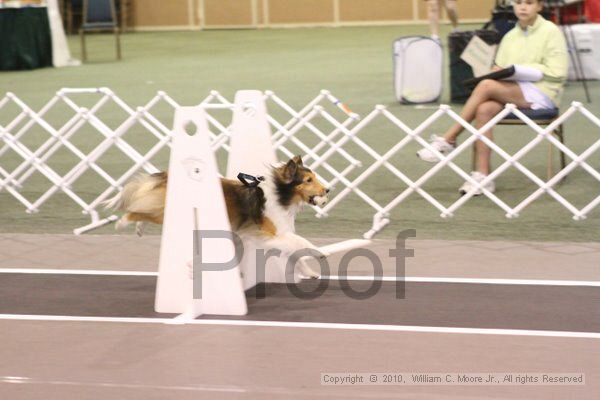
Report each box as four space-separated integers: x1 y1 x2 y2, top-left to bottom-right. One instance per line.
242 102 257 117
184 120 198 136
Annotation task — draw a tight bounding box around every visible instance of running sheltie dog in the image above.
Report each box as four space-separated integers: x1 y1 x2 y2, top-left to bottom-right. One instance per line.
103 156 329 277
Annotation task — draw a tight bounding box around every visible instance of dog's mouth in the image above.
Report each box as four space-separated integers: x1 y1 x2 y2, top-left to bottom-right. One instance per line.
309 195 328 206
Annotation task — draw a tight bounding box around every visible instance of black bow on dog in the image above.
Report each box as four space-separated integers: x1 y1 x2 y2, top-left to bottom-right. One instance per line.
237 172 265 187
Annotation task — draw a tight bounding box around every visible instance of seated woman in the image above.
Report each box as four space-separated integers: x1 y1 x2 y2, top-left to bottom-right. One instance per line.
417 0 568 195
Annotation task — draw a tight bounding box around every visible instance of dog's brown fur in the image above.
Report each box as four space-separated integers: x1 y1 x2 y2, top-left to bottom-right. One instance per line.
105 156 328 238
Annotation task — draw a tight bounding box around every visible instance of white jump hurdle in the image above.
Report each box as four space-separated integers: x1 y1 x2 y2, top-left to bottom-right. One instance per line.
155 106 247 318
225 90 299 287
156 91 371 320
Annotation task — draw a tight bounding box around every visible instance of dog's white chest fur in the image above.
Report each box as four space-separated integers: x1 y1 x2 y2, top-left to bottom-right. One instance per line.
262 178 299 234
256 175 319 264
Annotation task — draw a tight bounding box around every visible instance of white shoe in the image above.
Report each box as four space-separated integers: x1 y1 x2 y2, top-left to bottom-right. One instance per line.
416 135 455 163
459 171 495 196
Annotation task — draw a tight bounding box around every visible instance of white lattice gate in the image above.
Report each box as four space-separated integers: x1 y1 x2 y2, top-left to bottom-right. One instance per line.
0 89 598 238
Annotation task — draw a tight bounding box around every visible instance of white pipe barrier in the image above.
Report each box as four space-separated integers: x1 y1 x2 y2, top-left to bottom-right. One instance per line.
0 89 598 239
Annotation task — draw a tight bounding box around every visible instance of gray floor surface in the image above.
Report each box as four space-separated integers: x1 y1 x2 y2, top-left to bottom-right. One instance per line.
0 233 598 399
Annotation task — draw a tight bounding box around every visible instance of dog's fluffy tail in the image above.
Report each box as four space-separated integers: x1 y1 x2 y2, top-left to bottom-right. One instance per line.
101 172 167 214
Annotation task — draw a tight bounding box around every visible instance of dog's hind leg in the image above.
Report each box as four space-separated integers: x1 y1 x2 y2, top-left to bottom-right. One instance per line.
115 212 158 235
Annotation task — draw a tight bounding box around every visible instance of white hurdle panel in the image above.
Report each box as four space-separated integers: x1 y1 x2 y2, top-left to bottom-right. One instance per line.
155 105 247 318
226 90 298 286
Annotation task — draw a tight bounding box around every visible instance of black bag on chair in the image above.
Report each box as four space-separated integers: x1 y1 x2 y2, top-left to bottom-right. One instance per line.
448 30 502 103
484 0 518 38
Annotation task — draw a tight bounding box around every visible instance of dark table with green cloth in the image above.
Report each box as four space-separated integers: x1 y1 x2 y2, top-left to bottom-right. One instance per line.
0 7 52 71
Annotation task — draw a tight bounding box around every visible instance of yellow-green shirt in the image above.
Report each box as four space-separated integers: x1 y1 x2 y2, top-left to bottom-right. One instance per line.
494 15 568 106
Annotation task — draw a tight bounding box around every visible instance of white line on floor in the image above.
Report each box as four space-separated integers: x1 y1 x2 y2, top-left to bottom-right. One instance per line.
0 376 246 393
0 314 598 339
0 268 157 276
2 269 598 287
0 376 388 398
322 276 600 287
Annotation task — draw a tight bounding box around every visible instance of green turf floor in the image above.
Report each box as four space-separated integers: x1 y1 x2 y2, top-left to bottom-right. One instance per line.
0 25 598 241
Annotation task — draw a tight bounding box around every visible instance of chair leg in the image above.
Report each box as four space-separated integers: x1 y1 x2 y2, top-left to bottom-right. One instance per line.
549 124 567 182
120 0 128 32
80 29 87 62
115 28 121 60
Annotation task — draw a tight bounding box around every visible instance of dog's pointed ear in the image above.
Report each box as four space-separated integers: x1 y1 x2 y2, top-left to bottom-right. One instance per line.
282 158 298 184
292 155 303 166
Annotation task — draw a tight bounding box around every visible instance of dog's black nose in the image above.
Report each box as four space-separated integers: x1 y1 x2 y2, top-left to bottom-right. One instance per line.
325 188 330 194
